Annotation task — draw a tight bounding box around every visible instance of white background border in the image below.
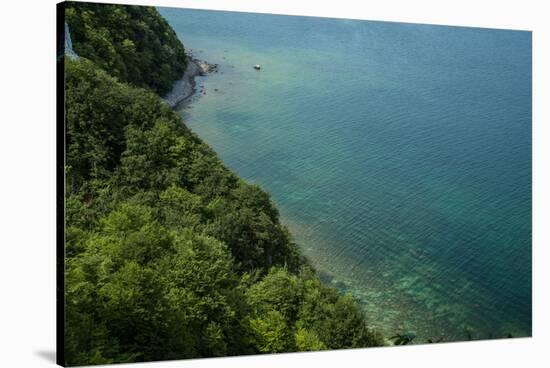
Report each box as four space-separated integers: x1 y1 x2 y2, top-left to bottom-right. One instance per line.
0 0 548 367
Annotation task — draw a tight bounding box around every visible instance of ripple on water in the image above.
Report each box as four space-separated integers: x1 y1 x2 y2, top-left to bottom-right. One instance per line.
160 7 532 341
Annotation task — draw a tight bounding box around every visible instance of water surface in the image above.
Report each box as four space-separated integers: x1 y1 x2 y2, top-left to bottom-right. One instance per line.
159 7 532 342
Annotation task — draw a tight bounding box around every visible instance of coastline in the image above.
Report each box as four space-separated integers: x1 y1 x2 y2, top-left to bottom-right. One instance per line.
163 51 218 108
63 5 398 364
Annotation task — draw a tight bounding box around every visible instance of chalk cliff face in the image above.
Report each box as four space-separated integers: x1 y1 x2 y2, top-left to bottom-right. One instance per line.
64 23 79 60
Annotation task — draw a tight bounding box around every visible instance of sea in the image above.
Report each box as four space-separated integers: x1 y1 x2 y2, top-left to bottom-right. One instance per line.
159 7 532 342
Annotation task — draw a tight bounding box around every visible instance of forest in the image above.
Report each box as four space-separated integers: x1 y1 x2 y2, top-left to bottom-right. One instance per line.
65 2 187 95
63 2 384 365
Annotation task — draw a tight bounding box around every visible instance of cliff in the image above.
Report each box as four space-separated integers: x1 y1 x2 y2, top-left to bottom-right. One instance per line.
61 3 384 365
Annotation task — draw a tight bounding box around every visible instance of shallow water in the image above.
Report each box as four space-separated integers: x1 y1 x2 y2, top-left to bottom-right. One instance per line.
159 7 532 342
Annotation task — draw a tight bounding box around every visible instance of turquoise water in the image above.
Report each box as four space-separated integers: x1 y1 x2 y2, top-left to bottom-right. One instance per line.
159 8 532 342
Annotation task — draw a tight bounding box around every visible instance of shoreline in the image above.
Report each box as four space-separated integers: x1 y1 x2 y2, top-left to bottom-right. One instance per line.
163 51 218 108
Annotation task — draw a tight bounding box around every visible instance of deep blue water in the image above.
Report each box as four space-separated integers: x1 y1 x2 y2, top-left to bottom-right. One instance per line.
159 7 532 342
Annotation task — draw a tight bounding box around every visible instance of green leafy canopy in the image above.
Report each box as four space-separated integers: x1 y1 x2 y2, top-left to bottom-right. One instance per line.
63 3 384 365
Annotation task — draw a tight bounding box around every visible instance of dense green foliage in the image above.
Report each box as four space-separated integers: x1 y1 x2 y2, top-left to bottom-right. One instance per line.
63 4 384 365
65 2 187 95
